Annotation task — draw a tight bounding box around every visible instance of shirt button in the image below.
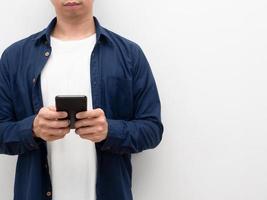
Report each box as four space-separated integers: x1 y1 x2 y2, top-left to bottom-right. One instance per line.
46 191 52 196
44 51 50 57
32 78 36 83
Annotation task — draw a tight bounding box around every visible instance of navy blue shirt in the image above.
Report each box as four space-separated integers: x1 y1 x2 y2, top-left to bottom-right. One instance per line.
0 16 163 200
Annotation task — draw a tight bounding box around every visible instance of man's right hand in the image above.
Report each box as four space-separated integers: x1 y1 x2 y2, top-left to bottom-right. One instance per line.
33 106 70 142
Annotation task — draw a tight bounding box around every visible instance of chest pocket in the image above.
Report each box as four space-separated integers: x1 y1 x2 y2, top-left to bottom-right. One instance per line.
105 76 133 119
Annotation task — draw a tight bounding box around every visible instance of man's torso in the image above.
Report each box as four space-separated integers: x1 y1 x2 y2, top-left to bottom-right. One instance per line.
42 34 97 200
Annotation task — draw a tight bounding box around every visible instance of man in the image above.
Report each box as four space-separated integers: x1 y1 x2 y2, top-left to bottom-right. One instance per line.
0 0 163 200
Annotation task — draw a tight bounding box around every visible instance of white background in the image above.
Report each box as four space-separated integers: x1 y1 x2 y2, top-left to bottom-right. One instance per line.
1 0 267 200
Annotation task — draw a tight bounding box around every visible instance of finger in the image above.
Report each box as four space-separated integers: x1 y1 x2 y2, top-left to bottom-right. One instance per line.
75 126 97 135
40 107 68 120
45 119 70 129
47 105 56 111
74 118 98 129
45 127 70 137
76 108 104 119
46 134 66 142
79 134 101 143
39 118 69 129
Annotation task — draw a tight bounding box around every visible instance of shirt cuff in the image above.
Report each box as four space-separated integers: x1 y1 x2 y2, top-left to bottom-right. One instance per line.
18 114 44 150
100 118 126 151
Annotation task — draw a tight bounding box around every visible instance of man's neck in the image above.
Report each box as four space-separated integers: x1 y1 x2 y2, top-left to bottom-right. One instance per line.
51 16 96 40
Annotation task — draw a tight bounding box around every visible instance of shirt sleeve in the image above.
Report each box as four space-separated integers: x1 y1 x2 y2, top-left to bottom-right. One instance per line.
0 50 41 155
98 44 164 154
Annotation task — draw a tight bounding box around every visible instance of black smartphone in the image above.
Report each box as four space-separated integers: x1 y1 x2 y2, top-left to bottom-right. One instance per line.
55 95 87 129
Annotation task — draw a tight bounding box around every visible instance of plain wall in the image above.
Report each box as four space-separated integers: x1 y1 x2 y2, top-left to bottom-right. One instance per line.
1 0 267 200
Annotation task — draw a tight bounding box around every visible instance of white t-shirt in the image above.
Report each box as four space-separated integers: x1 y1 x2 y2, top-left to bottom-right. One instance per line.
40 33 97 200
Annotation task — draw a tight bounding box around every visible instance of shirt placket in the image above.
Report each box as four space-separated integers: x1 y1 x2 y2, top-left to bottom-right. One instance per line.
31 44 53 200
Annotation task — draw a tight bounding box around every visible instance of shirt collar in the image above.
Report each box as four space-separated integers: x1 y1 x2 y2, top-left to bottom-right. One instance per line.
32 16 114 46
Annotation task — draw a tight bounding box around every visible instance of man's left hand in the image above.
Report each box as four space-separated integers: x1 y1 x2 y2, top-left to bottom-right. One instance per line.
74 108 108 143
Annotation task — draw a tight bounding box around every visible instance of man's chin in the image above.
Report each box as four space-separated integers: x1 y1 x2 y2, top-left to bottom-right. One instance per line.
62 11 83 19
